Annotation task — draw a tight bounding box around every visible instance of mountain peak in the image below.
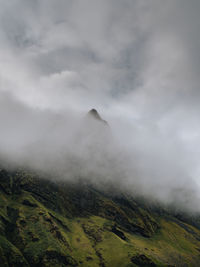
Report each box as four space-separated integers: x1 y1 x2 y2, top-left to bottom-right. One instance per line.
88 109 108 124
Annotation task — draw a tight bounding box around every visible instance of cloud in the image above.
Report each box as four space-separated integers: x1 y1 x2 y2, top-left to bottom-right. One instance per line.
0 0 200 212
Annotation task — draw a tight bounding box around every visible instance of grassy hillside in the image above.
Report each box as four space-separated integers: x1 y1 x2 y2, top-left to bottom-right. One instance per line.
0 169 200 266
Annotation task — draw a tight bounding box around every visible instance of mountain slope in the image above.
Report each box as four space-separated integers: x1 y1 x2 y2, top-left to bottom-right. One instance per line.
0 169 200 267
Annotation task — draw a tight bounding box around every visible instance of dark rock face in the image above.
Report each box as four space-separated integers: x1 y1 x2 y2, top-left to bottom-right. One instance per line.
88 109 108 125
82 223 103 243
131 254 157 266
111 225 126 240
22 199 38 208
0 169 12 194
40 250 78 267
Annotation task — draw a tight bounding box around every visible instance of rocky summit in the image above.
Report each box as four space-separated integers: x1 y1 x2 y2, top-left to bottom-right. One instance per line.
87 109 108 125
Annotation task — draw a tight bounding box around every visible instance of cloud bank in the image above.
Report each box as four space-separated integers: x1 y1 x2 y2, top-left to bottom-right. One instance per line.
0 0 200 212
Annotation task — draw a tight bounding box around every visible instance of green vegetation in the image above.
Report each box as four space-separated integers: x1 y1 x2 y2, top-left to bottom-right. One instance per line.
0 169 200 266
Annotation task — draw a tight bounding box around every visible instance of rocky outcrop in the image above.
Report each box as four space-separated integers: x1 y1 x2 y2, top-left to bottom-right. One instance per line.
131 254 157 266
87 109 108 125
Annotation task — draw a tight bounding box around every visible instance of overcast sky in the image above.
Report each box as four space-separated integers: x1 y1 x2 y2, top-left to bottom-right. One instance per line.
0 0 199 113
0 0 200 211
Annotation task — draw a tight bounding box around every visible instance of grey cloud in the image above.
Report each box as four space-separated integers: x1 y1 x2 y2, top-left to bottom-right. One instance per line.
0 0 200 212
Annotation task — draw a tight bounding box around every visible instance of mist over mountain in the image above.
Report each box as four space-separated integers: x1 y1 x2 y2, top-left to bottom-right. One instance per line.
0 107 200 266
0 95 199 213
0 1 200 215
1 1 200 265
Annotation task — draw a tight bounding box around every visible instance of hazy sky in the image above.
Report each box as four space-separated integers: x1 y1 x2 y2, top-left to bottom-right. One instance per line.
0 0 200 211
